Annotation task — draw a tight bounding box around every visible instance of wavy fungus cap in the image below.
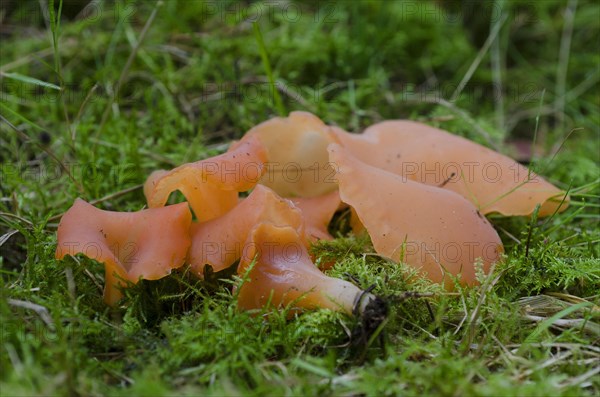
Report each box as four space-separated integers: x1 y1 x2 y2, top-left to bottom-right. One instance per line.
236 222 366 315
188 185 307 277
241 111 339 198
331 121 569 217
55 199 192 305
143 135 267 222
328 144 503 287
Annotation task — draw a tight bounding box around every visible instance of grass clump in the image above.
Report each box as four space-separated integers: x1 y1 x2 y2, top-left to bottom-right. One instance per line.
1 1 598 396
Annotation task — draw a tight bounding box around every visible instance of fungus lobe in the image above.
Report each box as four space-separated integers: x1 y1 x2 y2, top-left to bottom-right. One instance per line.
240 111 339 198
328 144 503 286
236 222 377 315
188 185 307 276
55 199 192 305
331 121 569 216
144 135 267 222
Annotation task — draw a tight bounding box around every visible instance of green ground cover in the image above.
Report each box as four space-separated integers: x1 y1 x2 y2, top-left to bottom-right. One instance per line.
1 1 598 396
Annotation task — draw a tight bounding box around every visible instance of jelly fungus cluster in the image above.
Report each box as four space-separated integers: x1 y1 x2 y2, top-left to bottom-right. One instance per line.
56 112 568 315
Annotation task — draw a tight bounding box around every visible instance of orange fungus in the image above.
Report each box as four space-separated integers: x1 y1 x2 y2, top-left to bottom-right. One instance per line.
240 111 339 198
328 144 503 287
236 223 376 315
55 199 192 305
143 135 267 222
290 190 341 241
188 185 307 276
331 121 569 216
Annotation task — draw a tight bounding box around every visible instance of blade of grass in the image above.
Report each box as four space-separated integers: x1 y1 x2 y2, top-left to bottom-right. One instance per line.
47 0 77 148
48 0 63 75
450 12 507 102
555 0 578 131
523 301 593 344
0 112 84 194
0 72 61 91
490 0 506 132
529 89 545 173
252 22 285 116
95 0 163 145
1 101 48 132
